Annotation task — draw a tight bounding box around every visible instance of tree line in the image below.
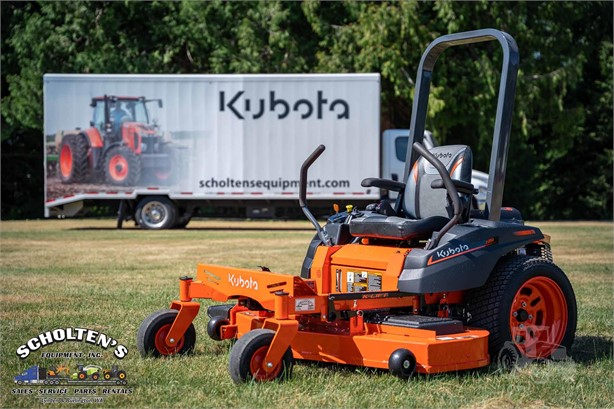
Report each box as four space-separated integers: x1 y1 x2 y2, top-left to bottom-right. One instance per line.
1 1 612 219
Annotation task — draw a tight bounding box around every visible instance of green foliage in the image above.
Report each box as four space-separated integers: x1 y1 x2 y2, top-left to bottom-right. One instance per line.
1 1 612 219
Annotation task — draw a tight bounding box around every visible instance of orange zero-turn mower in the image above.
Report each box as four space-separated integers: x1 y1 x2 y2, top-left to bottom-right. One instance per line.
137 29 577 383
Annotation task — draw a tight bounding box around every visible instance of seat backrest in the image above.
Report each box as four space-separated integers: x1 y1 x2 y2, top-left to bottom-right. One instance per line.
403 145 473 219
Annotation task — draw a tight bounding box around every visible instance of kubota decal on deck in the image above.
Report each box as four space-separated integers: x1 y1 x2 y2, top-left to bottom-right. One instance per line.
228 274 259 290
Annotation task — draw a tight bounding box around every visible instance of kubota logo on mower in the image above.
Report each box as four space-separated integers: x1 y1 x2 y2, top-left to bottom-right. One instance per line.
228 274 259 290
436 244 469 259
433 152 453 159
428 238 496 266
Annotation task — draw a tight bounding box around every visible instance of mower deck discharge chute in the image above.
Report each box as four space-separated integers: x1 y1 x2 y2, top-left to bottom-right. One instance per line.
138 29 576 383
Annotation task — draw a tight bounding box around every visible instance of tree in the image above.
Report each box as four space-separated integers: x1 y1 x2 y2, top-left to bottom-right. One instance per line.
1 1 612 219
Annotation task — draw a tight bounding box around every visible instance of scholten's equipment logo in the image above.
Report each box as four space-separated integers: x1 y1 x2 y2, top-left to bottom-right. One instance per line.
228 274 259 290
220 90 350 120
15 328 128 359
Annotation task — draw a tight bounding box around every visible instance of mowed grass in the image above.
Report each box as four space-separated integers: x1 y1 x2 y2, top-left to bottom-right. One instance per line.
0 218 612 408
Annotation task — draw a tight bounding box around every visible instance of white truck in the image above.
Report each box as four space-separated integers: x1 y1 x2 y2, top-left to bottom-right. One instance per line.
44 74 486 229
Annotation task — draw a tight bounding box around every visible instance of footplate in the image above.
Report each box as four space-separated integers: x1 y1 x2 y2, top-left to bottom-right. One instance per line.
374 315 464 335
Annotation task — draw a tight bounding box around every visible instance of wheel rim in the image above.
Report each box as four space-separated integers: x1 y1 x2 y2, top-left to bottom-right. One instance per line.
108 154 129 181
510 276 568 358
119 372 126 380
60 144 73 178
249 346 282 381
153 323 185 356
141 201 168 228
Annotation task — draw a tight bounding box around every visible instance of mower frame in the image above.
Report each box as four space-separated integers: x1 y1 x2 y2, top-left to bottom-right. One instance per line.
138 28 576 383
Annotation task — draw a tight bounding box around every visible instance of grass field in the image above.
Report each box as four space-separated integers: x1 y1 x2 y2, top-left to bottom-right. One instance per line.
1 219 612 408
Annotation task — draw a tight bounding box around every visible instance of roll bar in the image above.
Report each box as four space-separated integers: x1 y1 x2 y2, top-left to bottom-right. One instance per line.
403 29 519 221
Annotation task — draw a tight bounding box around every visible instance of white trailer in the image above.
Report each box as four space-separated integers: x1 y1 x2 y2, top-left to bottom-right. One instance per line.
44 74 382 228
43 74 487 229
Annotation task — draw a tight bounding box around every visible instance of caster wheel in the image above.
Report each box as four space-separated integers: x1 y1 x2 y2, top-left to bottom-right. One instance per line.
228 329 293 383
137 309 196 357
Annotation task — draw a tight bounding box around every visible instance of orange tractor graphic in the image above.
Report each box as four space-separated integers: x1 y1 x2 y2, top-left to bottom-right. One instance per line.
57 95 173 186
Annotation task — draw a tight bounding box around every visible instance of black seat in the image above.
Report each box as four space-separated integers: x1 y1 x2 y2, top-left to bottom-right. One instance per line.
349 145 473 240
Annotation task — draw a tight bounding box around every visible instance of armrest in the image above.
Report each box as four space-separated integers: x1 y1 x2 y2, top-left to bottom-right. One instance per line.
431 179 477 195
361 178 406 192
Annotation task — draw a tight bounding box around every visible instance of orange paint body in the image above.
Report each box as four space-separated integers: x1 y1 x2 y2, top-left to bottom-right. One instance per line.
164 244 491 374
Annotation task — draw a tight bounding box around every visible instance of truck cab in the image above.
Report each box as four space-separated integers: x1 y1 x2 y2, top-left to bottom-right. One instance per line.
14 366 44 384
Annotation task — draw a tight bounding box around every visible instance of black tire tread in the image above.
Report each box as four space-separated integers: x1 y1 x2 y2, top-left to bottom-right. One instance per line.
466 255 576 357
229 329 293 384
60 134 90 183
104 145 142 186
137 309 195 357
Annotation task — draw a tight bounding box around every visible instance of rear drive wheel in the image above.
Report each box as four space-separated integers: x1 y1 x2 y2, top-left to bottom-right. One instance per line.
91 372 100 381
229 329 293 383
59 134 89 183
137 309 196 357
135 196 177 229
466 256 577 361
104 145 141 186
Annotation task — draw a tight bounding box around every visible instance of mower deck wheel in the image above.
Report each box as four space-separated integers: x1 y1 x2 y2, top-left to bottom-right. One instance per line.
137 309 195 357
388 348 417 379
207 317 230 341
229 329 293 384
496 342 521 371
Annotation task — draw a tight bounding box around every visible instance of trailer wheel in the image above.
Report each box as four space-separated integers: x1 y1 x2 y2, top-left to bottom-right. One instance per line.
229 329 293 383
137 309 195 357
207 317 230 341
466 256 577 360
388 348 416 379
104 145 141 186
59 134 89 183
135 196 177 229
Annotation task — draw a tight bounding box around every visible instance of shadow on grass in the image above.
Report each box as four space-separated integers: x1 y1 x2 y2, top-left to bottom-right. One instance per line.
571 335 613 365
70 226 315 232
